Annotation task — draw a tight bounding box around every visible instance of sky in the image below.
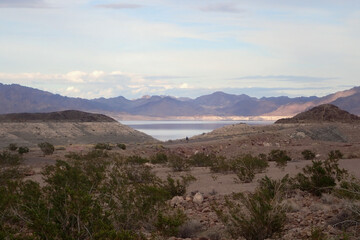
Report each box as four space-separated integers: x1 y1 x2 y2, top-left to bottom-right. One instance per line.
0 0 359 100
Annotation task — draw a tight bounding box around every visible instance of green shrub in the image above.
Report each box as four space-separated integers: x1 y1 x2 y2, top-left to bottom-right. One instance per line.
0 150 22 165
94 142 112 150
295 157 348 196
164 174 196 197
38 142 54 155
8 143 18 151
268 149 291 168
302 149 316 160
169 154 190 172
216 176 287 240
156 209 187 237
210 156 231 173
328 150 343 160
189 152 215 167
310 227 328 240
117 143 126 150
18 146 29 155
150 152 168 164
232 154 269 183
126 155 148 165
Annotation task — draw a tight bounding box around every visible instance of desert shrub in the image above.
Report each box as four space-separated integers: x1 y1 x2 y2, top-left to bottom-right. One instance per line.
328 150 343 160
232 154 269 183
258 175 291 199
18 146 29 155
155 209 187 237
210 156 231 173
117 143 126 150
216 176 287 240
164 174 196 197
302 149 316 160
0 150 22 166
38 142 54 155
337 176 360 200
310 227 328 240
268 149 291 168
65 149 109 160
126 155 149 165
8 143 18 151
189 152 215 167
177 220 203 238
168 154 190 172
94 142 112 150
150 152 168 164
295 157 348 196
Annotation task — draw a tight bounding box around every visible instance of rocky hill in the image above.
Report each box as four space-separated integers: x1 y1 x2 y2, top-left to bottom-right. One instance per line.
275 104 360 124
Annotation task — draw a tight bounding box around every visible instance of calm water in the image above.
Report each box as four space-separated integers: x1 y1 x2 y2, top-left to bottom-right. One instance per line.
120 120 273 141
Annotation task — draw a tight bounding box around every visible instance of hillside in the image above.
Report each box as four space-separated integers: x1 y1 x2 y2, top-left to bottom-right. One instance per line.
275 104 360 124
1 83 360 118
0 110 156 148
0 110 116 122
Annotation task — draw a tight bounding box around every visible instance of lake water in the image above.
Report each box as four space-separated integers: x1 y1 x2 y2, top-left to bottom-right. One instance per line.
120 120 274 141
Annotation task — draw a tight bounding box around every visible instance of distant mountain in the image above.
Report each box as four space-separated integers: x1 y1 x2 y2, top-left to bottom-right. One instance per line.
275 104 360 124
0 82 359 118
0 83 109 114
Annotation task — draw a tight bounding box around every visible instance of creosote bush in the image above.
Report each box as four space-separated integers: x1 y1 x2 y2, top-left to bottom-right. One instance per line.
232 154 269 183
295 154 348 196
215 175 288 240
38 142 55 155
0 150 22 166
302 149 316 160
151 152 168 164
169 154 190 172
328 150 343 160
8 143 18 151
155 209 187 237
18 146 29 155
94 142 112 150
268 149 291 168
117 143 126 150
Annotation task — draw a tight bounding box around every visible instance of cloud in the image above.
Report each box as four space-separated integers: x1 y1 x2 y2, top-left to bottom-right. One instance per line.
232 75 337 82
95 3 142 9
200 3 244 14
0 0 47 8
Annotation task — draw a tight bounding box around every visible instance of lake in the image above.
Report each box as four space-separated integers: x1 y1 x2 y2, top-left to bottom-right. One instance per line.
120 120 274 141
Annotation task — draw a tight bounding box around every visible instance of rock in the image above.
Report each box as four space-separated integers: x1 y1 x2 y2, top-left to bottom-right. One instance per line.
193 192 204 204
296 132 306 138
144 162 155 168
170 196 184 207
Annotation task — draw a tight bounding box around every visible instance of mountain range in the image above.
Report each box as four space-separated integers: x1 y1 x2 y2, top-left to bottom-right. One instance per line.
1 83 359 119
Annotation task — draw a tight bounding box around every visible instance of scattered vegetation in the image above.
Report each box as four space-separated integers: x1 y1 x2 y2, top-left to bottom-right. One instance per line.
0 150 194 239
0 150 22 166
38 142 55 155
301 149 316 160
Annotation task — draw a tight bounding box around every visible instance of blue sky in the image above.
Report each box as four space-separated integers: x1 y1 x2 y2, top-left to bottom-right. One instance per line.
0 0 359 99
